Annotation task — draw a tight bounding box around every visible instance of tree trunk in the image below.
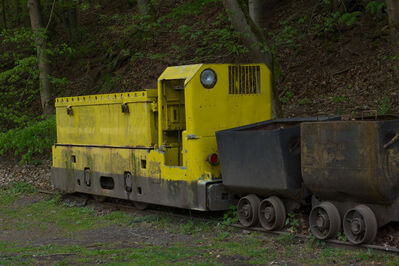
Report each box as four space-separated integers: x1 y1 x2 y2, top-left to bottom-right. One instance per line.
27 0 53 115
137 0 149 16
2 0 6 29
61 0 78 42
16 0 21 25
248 0 261 27
223 0 282 118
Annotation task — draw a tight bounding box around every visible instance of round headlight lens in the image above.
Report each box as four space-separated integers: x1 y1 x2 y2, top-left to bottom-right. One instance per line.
200 69 217 88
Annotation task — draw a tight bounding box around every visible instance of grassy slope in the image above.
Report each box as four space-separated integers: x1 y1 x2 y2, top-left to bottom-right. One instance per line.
51 0 397 117
1 0 397 161
1 0 397 119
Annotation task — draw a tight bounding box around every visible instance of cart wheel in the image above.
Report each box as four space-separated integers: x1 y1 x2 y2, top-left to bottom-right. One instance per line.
309 201 341 240
258 196 286 231
343 205 377 244
237 194 260 227
134 201 149 210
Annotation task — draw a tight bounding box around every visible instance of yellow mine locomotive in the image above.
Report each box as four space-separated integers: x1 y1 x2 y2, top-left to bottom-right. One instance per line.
52 64 272 210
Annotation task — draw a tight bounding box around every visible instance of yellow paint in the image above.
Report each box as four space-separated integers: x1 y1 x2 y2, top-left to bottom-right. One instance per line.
53 64 272 201
55 90 158 147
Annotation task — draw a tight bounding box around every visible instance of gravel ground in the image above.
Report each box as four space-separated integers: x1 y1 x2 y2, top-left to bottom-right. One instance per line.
0 159 53 191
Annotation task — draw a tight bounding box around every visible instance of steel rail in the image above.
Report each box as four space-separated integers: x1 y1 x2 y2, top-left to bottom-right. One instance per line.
231 224 399 254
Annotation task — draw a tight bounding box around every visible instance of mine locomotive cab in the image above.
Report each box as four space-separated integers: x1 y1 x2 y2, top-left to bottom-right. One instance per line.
52 64 272 211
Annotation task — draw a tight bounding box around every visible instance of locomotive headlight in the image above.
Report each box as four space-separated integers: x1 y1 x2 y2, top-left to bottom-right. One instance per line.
200 69 217 88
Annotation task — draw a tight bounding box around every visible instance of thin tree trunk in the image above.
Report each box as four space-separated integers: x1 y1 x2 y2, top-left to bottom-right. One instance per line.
248 0 261 27
223 0 282 118
16 0 21 25
27 0 53 115
2 0 6 29
66 0 77 41
61 0 78 42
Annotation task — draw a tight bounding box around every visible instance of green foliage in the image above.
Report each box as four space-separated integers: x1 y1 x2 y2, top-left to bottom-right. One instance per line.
161 0 220 21
313 11 361 35
285 213 300 233
275 21 299 48
0 28 71 129
307 228 327 248
276 233 297 245
0 28 39 128
337 232 347 242
215 231 230 240
104 211 133 225
338 11 361 26
0 116 56 163
98 73 121 93
378 96 391 115
222 205 238 226
172 12 247 62
298 97 311 105
6 182 36 194
280 89 294 103
121 1 245 63
332 96 346 103
366 1 386 15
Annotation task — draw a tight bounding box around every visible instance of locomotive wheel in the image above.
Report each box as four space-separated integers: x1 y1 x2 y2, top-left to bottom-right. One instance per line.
237 194 260 227
343 205 378 245
309 201 341 240
134 201 149 210
258 196 286 231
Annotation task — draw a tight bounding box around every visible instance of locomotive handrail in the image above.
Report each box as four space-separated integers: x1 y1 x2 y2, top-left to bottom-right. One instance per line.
384 133 399 149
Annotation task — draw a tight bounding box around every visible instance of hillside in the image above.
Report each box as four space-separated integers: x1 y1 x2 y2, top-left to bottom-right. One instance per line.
0 0 397 161
56 0 397 116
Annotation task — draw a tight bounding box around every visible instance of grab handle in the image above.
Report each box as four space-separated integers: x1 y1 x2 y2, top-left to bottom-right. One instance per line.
384 133 399 149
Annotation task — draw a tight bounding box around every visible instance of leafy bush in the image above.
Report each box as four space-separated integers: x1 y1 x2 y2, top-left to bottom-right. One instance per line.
0 116 56 163
313 11 361 35
0 29 71 129
366 1 386 15
222 205 238 226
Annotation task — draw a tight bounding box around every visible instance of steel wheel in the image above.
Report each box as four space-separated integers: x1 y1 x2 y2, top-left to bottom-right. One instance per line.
258 196 286 231
343 205 378 244
237 194 260 227
134 201 149 210
309 201 341 240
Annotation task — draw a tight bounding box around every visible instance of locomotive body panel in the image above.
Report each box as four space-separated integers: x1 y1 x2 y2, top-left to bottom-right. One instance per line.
55 90 158 147
52 63 272 211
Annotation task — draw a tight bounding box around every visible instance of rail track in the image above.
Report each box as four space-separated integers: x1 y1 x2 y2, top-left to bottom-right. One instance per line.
38 190 399 254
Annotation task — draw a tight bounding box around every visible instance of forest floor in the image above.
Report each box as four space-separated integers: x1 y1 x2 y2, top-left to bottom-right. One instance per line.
0 164 399 265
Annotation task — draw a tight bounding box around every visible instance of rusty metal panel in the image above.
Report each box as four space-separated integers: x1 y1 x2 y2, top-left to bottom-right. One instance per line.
301 118 399 205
